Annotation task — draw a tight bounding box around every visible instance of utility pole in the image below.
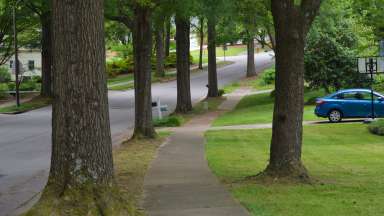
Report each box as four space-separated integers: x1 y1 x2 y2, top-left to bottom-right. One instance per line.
13 1 20 107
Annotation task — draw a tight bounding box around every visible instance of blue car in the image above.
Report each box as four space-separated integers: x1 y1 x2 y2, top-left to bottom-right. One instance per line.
315 89 384 123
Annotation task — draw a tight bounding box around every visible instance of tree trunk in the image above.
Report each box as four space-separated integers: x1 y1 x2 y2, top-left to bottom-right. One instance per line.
263 0 322 181
207 17 219 97
40 13 53 97
175 15 192 113
155 19 165 77
247 35 256 77
132 6 156 139
49 0 113 190
165 17 171 57
198 17 204 70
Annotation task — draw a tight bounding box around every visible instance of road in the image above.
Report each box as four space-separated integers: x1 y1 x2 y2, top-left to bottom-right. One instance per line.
0 52 274 216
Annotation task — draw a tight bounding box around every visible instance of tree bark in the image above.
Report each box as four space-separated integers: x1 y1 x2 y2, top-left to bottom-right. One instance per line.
263 0 322 181
165 17 171 57
49 0 113 189
155 19 165 77
198 17 204 70
132 6 156 139
246 35 256 77
207 17 219 97
175 15 192 113
40 12 53 97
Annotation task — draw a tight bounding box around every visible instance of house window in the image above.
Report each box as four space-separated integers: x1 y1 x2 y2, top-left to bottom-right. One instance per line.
28 60 35 70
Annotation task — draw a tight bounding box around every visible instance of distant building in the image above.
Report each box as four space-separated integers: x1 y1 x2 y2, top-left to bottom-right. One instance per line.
4 49 41 81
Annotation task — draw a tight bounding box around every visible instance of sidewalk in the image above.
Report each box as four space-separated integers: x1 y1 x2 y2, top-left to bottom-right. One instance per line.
142 89 251 216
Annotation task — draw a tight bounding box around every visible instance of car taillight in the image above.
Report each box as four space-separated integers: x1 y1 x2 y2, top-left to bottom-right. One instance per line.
316 100 326 105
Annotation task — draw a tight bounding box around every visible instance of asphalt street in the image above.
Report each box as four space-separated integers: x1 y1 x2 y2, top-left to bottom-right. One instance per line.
0 52 274 216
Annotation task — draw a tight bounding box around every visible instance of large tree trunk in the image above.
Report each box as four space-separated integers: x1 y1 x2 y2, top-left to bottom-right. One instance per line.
198 17 204 70
40 13 53 97
50 0 113 190
132 6 156 139
175 15 192 113
164 17 171 57
263 0 322 181
207 17 219 97
155 19 165 77
246 35 256 77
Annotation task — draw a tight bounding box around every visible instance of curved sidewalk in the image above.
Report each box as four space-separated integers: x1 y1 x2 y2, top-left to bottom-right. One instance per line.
142 89 251 216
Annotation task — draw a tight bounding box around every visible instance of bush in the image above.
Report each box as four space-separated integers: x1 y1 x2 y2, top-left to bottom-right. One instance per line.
153 115 185 127
0 67 11 83
7 81 39 91
20 81 38 91
106 58 134 78
218 89 225 96
260 68 275 85
163 53 194 68
373 75 384 93
0 83 9 99
368 120 384 136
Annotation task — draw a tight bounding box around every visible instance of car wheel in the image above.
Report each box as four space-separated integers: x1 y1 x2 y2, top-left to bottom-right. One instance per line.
328 110 342 123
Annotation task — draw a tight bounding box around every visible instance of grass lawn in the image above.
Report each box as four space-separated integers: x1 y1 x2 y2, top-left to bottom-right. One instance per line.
107 74 134 86
190 45 248 64
213 89 325 126
205 124 384 216
0 96 52 114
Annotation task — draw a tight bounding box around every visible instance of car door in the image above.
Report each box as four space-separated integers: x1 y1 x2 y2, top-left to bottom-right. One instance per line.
374 93 384 117
339 92 367 118
355 91 376 118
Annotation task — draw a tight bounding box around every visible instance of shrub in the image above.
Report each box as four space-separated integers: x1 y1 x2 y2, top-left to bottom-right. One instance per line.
163 53 194 68
218 89 225 96
0 83 9 99
373 75 384 93
106 58 134 78
153 115 185 127
368 120 384 136
7 81 39 91
260 68 275 85
0 67 11 83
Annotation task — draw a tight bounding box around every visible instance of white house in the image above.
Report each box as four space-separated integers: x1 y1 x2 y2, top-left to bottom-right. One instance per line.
4 49 41 81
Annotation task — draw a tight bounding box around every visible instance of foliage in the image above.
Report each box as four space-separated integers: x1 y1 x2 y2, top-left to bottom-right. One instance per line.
0 82 9 99
373 75 384 93
109 44 133 58
352 0 384 40
260 68 275 85
0 67 11 83
106 58 134 78
304 0 370 93
153 115 185 127
368 120 384 136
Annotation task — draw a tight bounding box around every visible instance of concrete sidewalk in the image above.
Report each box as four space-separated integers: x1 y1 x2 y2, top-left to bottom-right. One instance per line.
142 89 251 216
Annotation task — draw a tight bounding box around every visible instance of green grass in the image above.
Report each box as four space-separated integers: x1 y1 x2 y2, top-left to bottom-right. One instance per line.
205 124 384 216
0 96 52 113
107 74 134 86
213 89 325 126
154 115 185 127
190 45 247 64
